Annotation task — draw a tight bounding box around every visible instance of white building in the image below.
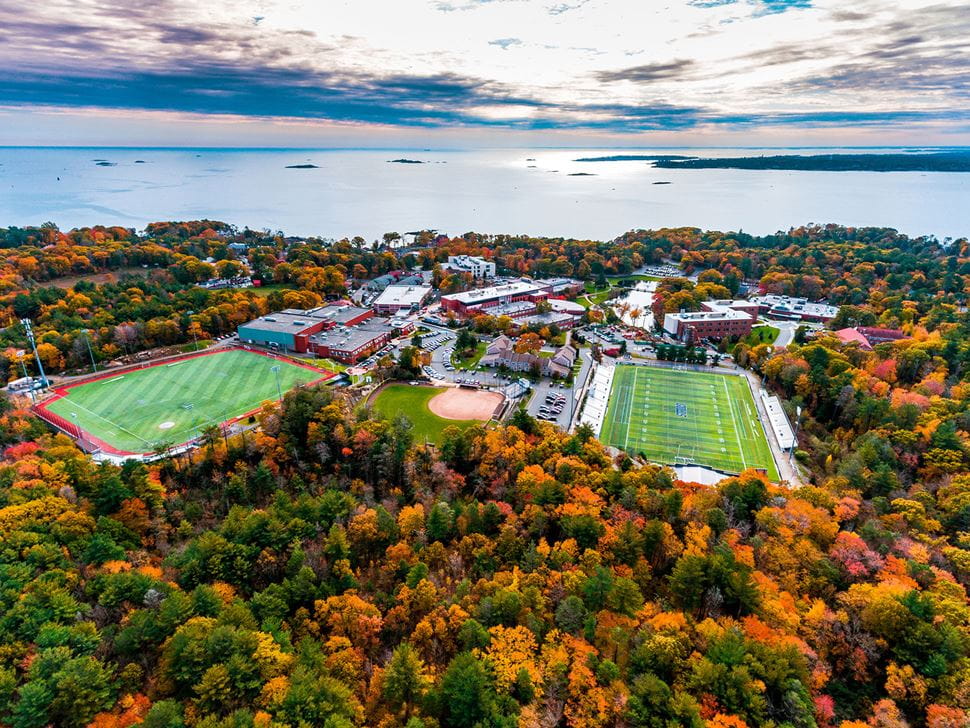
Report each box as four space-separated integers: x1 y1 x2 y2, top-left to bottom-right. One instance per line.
372 285 432 315
446 255 496 279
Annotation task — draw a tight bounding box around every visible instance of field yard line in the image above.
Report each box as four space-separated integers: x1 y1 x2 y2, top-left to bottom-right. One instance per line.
63 397 151 447
624 367 638 451
722 377 747 471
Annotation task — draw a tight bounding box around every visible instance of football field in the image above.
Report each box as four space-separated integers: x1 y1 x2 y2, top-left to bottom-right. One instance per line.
41 349 327 454
599 365 778 479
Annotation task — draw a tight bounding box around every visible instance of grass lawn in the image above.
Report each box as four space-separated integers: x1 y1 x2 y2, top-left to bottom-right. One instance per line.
607 274 661 284
744 325 780 346
370 385 480 443
599 365 778 479
44 350 326 453
297 356 348 374
452 341 487 368
248 283 296 298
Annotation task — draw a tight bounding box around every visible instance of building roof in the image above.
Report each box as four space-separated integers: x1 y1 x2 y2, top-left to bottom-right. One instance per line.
309 317 396 352
373 285 432 308
548 298 585 315
750 295 839 319
241 304 371 335
667 308 752 324
835 328 873 350
442 280 546 305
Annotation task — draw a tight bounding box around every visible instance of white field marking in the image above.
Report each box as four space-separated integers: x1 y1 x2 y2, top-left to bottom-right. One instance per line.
167 361 187 367
159 421 175 430
624 367 638 451
62 397 151 446
722 377 747 471
99 376 124 384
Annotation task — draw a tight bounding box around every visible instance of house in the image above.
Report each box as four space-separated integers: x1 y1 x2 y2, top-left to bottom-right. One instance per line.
835 326 908 350
479 336 577 378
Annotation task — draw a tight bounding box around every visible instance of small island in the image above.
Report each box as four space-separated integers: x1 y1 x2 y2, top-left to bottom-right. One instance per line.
652 152 970 172
653 181 672 185
95 161 116 166
568 172 597 176
388 158 424 164
285 163 319 169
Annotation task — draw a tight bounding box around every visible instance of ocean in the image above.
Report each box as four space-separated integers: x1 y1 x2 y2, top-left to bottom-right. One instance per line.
1 146 967 241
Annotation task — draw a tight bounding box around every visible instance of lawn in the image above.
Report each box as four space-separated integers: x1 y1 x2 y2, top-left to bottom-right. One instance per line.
451 341 487 368
43 350 327 454
248 283 296 298
370 385 480 444
599 365 778 479
743 325 780 346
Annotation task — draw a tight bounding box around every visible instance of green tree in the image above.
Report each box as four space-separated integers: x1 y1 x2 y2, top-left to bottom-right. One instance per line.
382 644 428 722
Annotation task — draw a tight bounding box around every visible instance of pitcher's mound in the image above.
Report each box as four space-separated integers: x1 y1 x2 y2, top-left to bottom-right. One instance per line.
428 388 504 420
158 421 175 430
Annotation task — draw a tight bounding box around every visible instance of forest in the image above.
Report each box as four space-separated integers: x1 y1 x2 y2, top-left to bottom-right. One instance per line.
0 220 968 727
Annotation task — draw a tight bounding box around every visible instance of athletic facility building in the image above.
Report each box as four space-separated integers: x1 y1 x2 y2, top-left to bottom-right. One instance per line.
238 305 373 353
34 348 329 460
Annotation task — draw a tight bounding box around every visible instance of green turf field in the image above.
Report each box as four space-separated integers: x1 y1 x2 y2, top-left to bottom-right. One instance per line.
44 350 325 453
599 365 779 479
370 385 480 444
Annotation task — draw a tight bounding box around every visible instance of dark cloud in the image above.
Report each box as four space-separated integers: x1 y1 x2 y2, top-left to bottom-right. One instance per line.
596 59 696 83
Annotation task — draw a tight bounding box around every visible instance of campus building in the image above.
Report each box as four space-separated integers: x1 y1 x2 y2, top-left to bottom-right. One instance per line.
749 295 839 322
663 308 755 342
372 285 432 315
440 278 584 319
445 255 496 279
441 280 549 318
308 317 413 364
237 304 373 353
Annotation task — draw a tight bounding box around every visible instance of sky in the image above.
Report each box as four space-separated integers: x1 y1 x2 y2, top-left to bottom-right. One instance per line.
0 0 968 147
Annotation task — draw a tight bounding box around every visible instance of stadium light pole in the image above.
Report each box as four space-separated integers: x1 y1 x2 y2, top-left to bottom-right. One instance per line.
789 405 802 465
82 329 97 372
18 355 37 404
70 412 81 440
21 319 48 389
271 365 283 402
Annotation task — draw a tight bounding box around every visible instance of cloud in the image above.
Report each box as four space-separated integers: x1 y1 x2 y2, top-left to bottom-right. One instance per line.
488 37 522 50
0 0 967 142
596 60 697 83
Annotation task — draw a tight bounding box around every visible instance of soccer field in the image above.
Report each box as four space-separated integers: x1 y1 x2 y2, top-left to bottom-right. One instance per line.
599 365 779 479
41 349 327 454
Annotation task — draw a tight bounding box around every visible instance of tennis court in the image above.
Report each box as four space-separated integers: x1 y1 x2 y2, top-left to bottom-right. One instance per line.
599 365 778 479
40 349 327 454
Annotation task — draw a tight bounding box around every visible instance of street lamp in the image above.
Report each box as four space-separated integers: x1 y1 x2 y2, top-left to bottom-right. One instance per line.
271 365 282 402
